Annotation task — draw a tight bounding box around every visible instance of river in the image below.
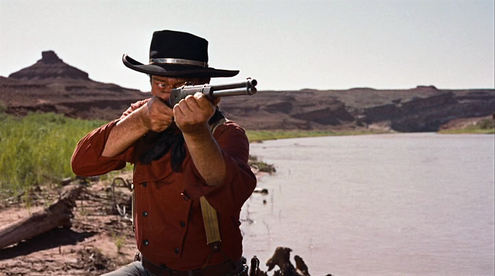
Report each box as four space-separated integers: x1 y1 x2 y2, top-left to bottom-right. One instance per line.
240 133 494 276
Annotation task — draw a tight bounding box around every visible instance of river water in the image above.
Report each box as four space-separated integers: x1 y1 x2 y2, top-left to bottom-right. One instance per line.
240 133 494 276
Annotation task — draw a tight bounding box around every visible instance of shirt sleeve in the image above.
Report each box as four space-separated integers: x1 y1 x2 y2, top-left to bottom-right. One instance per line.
183 121 257 215
71 120 129 176
70 99 149 177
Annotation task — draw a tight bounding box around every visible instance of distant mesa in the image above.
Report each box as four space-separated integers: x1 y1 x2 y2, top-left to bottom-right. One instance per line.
349 87 377 91
8 50 89 80
415 85 438 90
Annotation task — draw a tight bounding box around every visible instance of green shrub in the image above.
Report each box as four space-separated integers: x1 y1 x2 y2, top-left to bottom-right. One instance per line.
476 118 495 130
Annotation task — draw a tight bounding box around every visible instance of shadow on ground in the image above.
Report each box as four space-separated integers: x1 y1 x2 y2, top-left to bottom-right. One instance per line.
0 228 97 261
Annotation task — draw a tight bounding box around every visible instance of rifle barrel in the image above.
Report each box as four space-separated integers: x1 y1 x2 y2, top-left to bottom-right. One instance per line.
210 79 257 92
211 88 256 97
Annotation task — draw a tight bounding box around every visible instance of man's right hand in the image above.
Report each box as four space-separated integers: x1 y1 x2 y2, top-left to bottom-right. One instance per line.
139 96 174 132
101 96 173 158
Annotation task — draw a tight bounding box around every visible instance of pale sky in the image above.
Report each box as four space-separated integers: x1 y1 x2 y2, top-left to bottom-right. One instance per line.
1 0 494 92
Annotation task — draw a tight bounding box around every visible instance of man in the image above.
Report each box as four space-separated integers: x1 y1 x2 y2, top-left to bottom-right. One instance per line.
71 30 256 276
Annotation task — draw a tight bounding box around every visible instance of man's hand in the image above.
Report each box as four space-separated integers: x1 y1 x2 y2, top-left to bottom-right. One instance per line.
139 96 174 132
101 96 173 158
173 92 226 186
173 92 216 134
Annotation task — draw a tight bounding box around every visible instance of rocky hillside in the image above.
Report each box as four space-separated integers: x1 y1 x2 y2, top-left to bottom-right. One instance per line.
1 51 494 132
222 87 494 132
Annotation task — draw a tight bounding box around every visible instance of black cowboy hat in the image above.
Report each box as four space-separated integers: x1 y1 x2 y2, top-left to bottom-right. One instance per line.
122 30 239 78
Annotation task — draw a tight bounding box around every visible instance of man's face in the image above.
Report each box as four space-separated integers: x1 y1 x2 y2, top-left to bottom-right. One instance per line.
151 76 210 101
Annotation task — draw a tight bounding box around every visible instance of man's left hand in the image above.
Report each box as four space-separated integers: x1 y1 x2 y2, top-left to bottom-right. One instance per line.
173 92 217 134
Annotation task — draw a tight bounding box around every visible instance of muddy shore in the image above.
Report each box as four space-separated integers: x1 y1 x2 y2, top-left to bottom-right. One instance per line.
0 173 136 275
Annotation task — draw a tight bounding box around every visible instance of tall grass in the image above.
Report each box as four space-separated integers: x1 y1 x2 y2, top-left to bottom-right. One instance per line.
0 112 105 194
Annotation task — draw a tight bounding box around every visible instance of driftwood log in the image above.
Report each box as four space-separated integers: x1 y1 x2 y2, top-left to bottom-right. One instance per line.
0 184 83 249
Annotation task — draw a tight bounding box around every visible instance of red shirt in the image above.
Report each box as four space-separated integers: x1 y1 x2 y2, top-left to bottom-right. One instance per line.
71 101 256 270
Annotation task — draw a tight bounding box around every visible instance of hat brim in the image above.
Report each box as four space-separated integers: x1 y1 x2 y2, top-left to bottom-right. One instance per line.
122 54 239 78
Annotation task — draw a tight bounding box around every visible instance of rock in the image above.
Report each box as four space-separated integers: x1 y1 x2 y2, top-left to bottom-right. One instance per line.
9 51 90 80
294 255 310 276
253 188 269 195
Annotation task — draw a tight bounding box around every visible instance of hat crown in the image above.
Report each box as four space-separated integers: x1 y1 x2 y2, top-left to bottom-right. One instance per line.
149 30 208 63
122 29 239 78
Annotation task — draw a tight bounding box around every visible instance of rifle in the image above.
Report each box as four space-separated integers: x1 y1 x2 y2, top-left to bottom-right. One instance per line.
167 78 257 107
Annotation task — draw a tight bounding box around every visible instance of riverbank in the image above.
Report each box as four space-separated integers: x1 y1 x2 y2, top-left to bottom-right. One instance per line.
246 128 393 142
437 115 495 134
245 115 494 141
0 158 278 275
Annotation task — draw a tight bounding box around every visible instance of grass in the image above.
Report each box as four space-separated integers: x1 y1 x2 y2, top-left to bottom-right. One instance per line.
111 232 125 253
0 112 106 195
